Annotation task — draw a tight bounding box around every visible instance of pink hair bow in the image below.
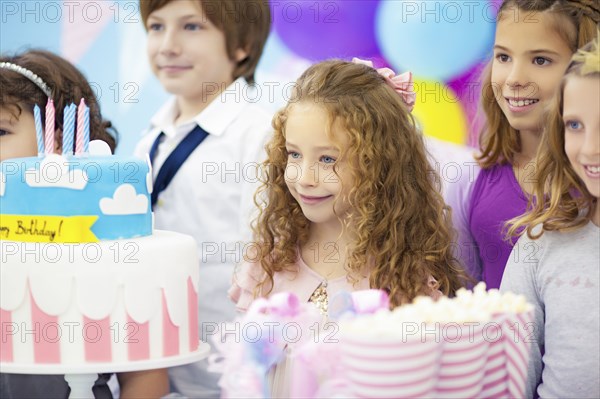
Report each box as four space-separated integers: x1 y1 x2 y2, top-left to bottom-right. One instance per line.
352 57 416 112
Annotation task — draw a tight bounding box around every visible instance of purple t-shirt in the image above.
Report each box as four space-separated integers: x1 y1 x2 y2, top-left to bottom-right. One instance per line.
468 163 528 288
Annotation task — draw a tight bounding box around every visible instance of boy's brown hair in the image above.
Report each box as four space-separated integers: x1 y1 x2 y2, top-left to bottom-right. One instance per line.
140 0 271 84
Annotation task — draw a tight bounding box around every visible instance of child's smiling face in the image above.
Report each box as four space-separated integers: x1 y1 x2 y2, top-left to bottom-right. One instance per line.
284 102 354 227
145 0 247 103
491 9 574 135
563 75 600 199
0 105 38 162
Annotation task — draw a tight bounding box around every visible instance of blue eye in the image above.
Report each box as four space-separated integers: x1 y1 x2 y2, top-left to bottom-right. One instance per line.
320 155 336 164
565 120 582 130
533 57 551 66
0 129 8 136
287 151 300 159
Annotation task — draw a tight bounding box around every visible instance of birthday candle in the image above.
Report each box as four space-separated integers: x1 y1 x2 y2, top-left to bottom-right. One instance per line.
33 105 44 155
44 99 55 154
68 103 77 154
76 98 85 155
83 104 90 153
62 103 75 155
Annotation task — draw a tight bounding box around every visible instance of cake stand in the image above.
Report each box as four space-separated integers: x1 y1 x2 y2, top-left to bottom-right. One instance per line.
0 342 211 398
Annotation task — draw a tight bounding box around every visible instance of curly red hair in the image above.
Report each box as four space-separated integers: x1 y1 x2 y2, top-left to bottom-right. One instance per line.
247 60 468 307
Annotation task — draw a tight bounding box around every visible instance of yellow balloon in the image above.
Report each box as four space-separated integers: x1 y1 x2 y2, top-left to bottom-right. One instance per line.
411 79 467 145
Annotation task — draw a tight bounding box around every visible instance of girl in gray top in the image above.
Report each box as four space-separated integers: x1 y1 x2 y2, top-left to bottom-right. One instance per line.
501 36 600 399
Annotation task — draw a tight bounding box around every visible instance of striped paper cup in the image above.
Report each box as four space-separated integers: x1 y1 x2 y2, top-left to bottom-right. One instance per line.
434 322 488 398
340 326 441 399
478 310 534 399
502 311 534 399
479 315 508 398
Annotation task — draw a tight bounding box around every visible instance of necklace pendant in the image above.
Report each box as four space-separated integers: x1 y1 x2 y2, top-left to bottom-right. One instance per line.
309 282 328 315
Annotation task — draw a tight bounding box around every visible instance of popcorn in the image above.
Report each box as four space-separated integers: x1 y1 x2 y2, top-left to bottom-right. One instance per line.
453 282 532 314
339 283 534 343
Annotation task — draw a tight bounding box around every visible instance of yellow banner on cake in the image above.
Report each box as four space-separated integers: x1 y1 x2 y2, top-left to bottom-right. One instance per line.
0 215 98 243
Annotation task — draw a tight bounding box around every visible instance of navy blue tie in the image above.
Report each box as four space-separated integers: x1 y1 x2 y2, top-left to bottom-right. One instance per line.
148 125 209 208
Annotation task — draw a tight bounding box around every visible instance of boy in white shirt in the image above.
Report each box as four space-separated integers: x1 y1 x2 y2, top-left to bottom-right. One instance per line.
135 1 272 397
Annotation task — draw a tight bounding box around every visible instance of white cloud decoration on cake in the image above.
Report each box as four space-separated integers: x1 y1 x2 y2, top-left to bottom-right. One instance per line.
25 154 88 190
100 184 149 215
0 172 5 196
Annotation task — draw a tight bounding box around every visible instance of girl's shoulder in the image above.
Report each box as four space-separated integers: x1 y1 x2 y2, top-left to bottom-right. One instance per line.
540 221 599 247
228 260 269 312
229 254 307 312
526 220 599 241
514 222 600 267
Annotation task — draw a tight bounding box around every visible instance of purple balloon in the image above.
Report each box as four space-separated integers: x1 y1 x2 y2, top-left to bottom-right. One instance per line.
272 0 380 60
490 0 503 17
448 62 488 147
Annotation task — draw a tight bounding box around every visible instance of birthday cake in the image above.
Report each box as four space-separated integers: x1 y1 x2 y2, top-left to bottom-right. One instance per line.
0 143 199 367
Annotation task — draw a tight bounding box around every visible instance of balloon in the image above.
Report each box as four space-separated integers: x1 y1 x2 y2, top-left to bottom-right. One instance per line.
490 0 503 17
448 62 488 146
61 1 113 63
272 0 380 60
412 79 468 144
256 32 311 77
375 0 495 81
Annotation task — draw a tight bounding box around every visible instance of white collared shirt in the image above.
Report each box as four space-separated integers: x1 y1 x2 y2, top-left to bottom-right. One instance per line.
135 78 272 268
135 80 273 397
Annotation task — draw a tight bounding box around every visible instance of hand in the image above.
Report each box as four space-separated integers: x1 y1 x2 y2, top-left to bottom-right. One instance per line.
118 368 169 398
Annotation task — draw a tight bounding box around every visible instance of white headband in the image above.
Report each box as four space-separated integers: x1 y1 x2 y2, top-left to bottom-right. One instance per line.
0 61 52 97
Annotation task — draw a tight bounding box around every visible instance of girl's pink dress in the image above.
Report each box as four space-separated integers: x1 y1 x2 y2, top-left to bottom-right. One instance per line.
228 253 442 397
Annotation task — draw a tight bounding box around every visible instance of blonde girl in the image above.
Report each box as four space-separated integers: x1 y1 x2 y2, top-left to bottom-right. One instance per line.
501 37 600 398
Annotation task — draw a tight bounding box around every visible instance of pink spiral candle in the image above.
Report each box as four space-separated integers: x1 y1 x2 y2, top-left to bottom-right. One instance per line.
44 99 55 154
76 98 86 155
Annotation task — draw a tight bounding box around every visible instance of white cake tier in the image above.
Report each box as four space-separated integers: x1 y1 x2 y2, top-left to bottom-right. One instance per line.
0 230 200 366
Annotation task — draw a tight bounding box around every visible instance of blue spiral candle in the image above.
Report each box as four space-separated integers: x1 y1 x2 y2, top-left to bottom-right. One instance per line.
33 105 44 155
62 103 75 155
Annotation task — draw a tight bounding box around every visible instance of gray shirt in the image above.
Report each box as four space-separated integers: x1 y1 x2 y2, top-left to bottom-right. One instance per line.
500 222 600 399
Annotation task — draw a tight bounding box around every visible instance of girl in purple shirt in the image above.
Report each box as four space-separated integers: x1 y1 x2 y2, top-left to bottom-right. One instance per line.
448 0 598 288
